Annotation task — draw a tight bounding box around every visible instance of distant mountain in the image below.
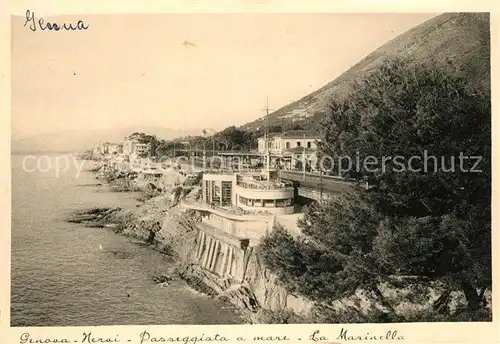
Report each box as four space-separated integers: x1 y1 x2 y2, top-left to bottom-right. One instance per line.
11 126 211 153
239 13 490 133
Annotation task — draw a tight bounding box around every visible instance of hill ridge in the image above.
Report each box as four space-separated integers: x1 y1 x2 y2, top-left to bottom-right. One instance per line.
239 13 490 133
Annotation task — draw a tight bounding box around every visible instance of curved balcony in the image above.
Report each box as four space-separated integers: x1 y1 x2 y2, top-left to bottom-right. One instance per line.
180 200 275 223
236 180 293 190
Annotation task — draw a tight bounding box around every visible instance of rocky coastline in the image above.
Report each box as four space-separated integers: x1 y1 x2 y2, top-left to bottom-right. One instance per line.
69 161 268 323
69 160 493 324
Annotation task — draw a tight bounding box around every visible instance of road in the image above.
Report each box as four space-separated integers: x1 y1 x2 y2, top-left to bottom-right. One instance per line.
278 170 358 193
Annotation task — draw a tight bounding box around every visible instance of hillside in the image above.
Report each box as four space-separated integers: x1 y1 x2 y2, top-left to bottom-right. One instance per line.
239 13 490 133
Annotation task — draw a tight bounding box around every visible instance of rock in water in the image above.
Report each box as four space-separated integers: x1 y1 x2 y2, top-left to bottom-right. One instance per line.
152 274 176 284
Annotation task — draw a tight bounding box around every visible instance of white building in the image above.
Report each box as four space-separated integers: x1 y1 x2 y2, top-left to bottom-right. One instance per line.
257 130 321 154
107 143 122 155
123 134 150 157
92 142 121 156
201 170 295 215
134 143 150 155
257 130 322 171
123 137 139 155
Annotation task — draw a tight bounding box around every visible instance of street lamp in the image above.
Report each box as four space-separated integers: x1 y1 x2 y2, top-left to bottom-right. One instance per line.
320 168 323 202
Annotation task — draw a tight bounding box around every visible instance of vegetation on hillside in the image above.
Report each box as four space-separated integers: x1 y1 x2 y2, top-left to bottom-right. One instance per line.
149 123 308 159
259 57 491 322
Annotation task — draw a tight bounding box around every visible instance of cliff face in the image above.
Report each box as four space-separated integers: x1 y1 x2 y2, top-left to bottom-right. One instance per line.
244 250 314 315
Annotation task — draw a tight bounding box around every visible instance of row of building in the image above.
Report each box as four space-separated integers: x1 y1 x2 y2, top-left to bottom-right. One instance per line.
92 133 151 160
93 130 322 170
95 130 325 217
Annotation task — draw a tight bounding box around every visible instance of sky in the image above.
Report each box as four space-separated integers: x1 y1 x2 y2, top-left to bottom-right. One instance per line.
11 13 438 138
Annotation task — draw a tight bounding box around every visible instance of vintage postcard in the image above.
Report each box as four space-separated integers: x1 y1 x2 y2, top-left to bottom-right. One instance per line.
1 1 498 344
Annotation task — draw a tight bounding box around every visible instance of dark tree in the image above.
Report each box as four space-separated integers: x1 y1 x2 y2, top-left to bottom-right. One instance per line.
261 57 491 316
269 125 283 133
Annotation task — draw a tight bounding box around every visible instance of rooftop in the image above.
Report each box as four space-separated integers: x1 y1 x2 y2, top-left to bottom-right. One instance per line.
259 129 322 140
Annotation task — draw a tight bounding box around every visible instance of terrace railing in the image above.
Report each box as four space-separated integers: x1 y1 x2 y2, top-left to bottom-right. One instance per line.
236 179 293 190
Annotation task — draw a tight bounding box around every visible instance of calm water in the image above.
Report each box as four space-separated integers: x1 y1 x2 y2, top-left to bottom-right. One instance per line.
11 154 242 326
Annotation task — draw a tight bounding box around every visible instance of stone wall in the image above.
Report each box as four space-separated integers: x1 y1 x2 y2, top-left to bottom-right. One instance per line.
202 213 270 242
162 208 315 322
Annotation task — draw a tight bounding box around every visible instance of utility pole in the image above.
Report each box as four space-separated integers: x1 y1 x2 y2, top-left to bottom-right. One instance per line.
203 133 207 170
263 97 273 177
266 97 270 173
212 139 215 161
302 132 306 181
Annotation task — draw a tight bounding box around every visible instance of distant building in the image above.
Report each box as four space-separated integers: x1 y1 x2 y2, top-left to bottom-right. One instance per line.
134 143 150 155
123 136 139 156
106 143 122 155
93 142 111 155
123 134 150 157
92 143 101 155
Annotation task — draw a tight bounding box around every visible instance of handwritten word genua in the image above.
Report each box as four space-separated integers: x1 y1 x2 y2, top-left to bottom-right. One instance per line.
24 10 88 32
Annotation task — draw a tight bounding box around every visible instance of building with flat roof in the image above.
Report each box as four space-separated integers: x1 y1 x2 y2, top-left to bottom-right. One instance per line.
201 169 295 215
123 134 151 161
257 130 321 155
257 130 322 171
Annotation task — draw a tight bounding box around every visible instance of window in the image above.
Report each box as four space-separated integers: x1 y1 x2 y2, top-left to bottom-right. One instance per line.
285 142 290 149
239 196 249 206
297 141 301 147
205 181 210 202
221 182 232 206
307 141 312 149
264 200 275 207
276 198 293 207
212 183 221 203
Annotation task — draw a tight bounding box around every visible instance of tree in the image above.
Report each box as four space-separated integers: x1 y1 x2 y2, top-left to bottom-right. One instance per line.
285 124 305 131
212 126 256 151
269 125 283 133
262 57 491 316
155 140 175 158
294 160 311 172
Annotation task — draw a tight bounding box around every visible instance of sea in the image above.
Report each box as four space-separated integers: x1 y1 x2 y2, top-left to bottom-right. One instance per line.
10 154 243 326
